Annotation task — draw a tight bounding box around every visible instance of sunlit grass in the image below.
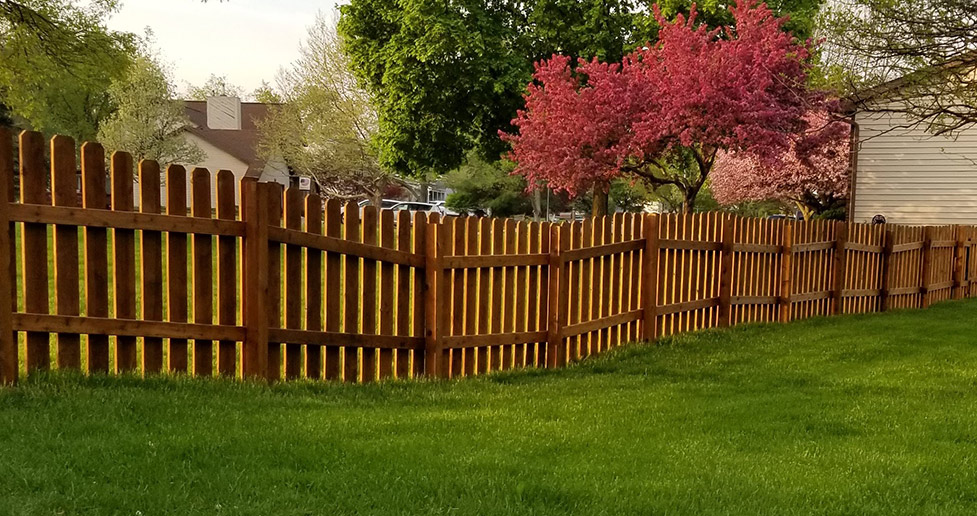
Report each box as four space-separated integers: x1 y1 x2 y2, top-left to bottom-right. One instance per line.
2 299 976 515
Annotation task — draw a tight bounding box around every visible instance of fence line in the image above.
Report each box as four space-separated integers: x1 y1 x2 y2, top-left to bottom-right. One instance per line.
1 130 975 384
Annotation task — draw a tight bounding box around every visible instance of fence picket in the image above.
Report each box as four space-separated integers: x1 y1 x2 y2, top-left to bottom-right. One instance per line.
0 129 13 384
52 136 80 370
216 170 237 377
21 132 49 373
140 161 164 373
166 164 189 373
84 143 110 373
305 194 323 380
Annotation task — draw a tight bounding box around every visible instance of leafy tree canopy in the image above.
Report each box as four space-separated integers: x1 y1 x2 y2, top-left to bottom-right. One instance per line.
0 0 137 140
185 74 245 100
97 54 204 165
338 0 823 180
504 1 836 213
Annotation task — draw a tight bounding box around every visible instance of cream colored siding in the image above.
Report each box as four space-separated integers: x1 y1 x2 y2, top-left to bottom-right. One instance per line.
853 106 977 225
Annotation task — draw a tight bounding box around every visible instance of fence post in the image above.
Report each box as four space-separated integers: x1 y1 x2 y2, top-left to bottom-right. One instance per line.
833 221 849 315
0 129 14 384
642 214 661 341
546 223 566 368
953 225 968 300
423 213 448 378
921 226 935 308
880 226 895 311
779 223 794 323
241 178 269 380
718 215 734 327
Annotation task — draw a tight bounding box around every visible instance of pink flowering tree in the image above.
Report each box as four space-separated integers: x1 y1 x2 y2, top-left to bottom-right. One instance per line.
711 112 851 220
502 1 835 214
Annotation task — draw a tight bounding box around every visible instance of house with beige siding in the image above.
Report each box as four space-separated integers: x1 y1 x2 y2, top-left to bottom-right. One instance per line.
143 96 294 209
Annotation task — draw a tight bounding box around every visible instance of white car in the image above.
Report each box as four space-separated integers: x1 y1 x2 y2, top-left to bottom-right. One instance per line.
430 201 459 216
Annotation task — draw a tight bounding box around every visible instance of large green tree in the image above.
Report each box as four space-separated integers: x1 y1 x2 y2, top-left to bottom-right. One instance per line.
337 0 647 179
338 0 825 216
0 0 136 140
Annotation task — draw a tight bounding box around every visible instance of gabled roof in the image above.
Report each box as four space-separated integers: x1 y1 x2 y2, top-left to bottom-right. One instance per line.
183 101 277 178
842 50 977 113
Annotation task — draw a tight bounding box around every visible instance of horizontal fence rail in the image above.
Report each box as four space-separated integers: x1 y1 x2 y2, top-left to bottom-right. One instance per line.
1 130 975 384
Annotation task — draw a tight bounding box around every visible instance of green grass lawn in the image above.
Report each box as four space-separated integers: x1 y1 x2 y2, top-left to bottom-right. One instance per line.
2 299 977 515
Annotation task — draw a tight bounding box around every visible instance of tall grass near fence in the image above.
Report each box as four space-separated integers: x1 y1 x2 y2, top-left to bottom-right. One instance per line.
0 129 974 384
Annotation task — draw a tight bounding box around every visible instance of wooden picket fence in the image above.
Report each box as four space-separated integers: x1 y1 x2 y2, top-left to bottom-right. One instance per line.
0 130 975 384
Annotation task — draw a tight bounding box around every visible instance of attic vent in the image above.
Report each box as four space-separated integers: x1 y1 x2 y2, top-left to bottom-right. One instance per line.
206 96 242 130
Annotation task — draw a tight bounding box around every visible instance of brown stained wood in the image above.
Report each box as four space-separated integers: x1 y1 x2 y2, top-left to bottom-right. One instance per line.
411 211 426 378
473 217 491 374
568 222 582 361
546 224 567 368
304 194 323 380
283 187 304 380
216 171 237 377
642 214 661 341
954 226 969 300
502 219 517 369
718 215 734 327
463 217 479 376
921 226 935 308
445 331 549 350
580 219 594 358
489 219 504 371
264 183 284 381
112 153 138 372
424 213 449 377
190 168 214 377
323 199 342 380
833 222 848 315
378 209 395 379
514 220 529 368
20 132 50 372
599 217 613 349
140 161 164 373
165 165 189 373
51 135 81 370
527 222 541 367
14 314 245 342
10 204 245 236
450 218 466 377
83 143 110 373
779 223 794 323
608 214 623 348
342 201 360 382
395 210 412 378
241 179 269 379
0 129 16 384
361 206 379 382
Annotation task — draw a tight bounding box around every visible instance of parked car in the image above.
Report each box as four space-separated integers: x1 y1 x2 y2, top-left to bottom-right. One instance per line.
358 199 403 210
430 201 459 216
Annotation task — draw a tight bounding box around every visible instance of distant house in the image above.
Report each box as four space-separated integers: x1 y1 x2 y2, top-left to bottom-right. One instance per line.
847 78 977 226
178 96 294 207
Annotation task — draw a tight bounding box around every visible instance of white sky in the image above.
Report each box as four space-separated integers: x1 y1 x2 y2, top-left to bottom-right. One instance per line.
105 0 340 96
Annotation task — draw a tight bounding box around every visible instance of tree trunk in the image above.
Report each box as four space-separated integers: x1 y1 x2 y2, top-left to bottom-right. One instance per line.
533 189 542 220
592 183 609 217
681 188 698 215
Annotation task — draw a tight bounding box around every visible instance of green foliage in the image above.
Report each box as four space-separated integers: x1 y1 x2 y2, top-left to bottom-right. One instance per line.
257 13 401 204
337 0 650 178
3 299 977 514
0 0 136 140
96 55 203 165
443 154 533 217
251 81 281 104
338 0 823 179
655 0 823 40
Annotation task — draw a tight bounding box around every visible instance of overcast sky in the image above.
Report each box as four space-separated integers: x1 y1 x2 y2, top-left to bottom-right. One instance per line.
105 0 339 96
